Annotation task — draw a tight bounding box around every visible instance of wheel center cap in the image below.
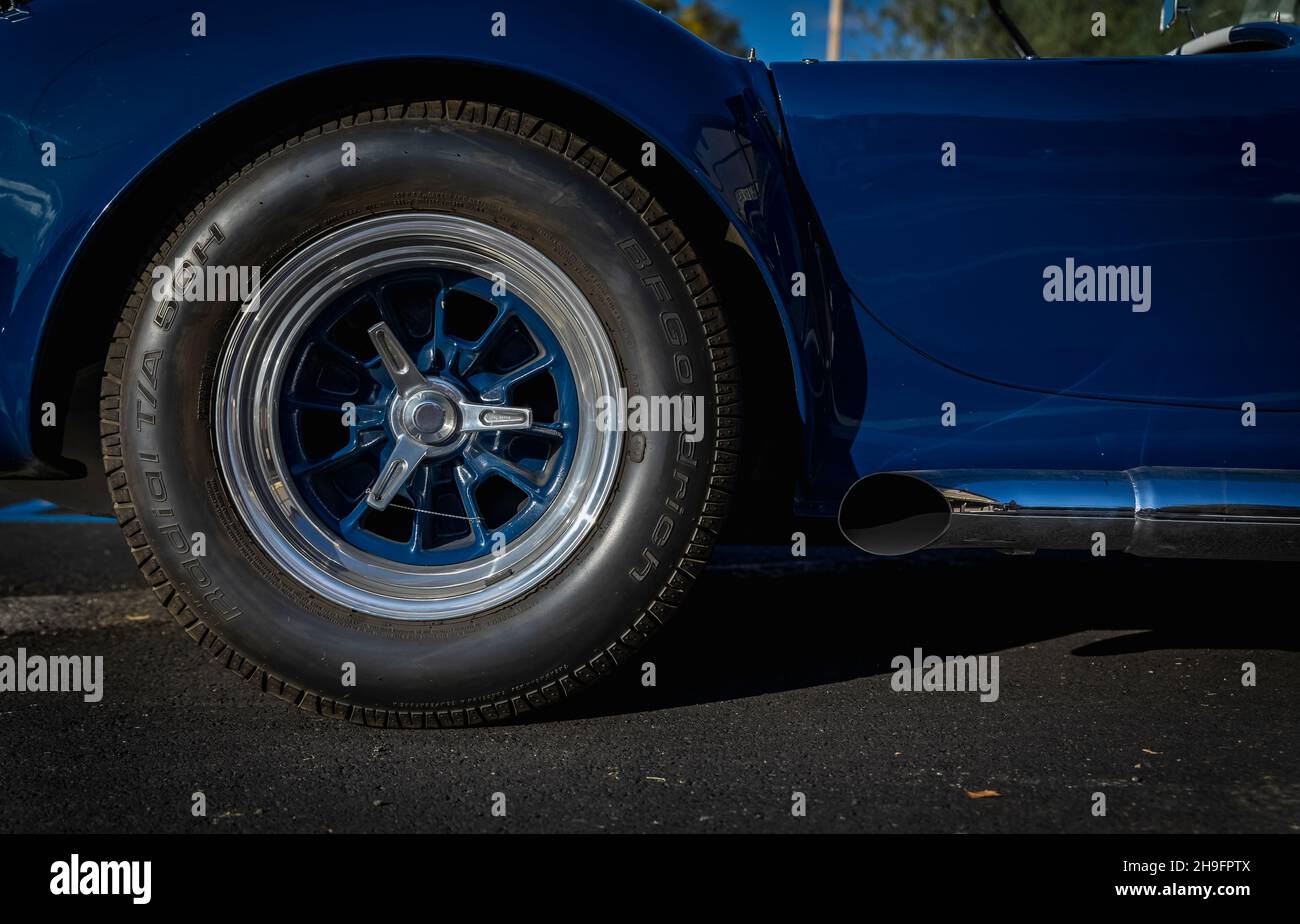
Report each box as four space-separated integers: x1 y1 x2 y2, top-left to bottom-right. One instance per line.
398 388 460 446
411 400 446 434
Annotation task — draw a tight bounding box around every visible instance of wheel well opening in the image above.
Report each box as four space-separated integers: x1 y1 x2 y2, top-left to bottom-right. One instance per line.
37 57 800 524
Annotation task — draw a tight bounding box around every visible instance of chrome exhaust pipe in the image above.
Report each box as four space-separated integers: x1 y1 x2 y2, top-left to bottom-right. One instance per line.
838 467 1300 561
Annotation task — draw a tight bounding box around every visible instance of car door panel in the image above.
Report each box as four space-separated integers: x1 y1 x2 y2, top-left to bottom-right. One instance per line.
773 49 1300 409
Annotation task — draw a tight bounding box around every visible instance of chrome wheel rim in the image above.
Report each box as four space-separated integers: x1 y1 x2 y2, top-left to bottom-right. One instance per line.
215 214 622 621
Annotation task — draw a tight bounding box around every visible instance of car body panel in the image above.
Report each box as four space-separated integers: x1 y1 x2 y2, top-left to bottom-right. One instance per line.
0 0 808 476
772 45 1300 410
1 1 1297 523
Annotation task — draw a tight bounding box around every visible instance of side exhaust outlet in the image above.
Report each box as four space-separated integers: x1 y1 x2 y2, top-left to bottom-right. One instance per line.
838 468 1300 561
837 473 952 556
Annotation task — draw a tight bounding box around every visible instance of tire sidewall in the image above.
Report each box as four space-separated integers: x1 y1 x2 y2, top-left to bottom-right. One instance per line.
117 114 718 709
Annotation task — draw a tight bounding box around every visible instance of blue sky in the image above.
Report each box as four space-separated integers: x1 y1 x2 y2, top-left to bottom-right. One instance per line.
710 0 884 61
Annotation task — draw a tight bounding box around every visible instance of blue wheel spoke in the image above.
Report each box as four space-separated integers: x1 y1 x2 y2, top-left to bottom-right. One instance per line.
371 293 415 377
368 282 401 330
446 274 507 308
286 397 385 426
338 497 370 540
405 461 435 553
286 396 348 415
527 422 567 441
353 404 386 429
469 305 516 356
291 430 384 477
314 336 370 374
454 464 490 550
470 448 547 503
351 353 392 391
442 276 518 378
432 286 465 375
480 353 553 399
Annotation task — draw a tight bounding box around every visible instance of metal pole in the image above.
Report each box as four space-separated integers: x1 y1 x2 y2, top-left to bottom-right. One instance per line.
827 0 844 60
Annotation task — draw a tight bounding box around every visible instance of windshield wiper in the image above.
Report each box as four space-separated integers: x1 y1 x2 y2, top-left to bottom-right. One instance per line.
989 0 1037 58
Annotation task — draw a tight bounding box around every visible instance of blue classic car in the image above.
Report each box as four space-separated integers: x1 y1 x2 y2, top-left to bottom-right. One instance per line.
1 0 1296 723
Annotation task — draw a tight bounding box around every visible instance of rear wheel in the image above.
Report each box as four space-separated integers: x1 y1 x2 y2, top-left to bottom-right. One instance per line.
100 100 740 725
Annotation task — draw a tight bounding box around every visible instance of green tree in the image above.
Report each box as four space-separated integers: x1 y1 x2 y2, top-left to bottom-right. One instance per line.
848 0 1244 59
642 0 747 56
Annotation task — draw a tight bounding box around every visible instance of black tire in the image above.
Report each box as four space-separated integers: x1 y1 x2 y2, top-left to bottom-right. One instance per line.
99 100 740 726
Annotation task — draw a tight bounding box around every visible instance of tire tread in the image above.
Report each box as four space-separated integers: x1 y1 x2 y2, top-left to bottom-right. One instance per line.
99 100 740 727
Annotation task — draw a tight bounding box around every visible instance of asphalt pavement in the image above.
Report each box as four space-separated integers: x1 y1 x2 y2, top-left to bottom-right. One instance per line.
1 506 1297 833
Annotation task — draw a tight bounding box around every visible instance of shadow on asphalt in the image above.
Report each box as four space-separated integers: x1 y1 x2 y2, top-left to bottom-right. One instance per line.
2 515 1297 723
541 547 1300 722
